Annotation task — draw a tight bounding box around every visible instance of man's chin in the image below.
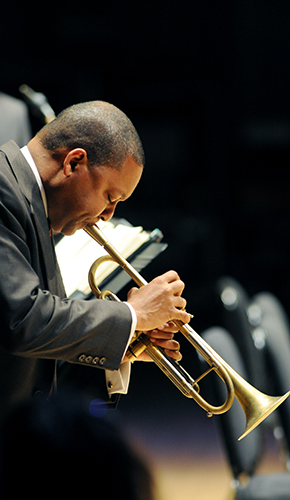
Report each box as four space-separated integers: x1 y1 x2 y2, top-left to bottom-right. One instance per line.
60 224 83 236
61 228 79 236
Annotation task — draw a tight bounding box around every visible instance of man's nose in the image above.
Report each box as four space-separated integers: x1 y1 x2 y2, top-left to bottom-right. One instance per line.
99 204 116 222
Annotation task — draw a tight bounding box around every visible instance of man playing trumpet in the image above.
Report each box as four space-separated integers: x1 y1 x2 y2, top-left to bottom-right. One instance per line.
0 100 191 423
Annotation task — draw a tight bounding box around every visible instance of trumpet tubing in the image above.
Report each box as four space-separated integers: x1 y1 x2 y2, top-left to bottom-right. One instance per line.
84 223 290 440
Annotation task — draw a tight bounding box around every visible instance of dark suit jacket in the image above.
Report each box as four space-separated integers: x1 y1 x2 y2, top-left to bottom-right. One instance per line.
0 141 132 425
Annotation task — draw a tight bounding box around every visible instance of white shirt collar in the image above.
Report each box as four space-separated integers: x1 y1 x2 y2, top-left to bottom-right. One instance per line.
20 146 48 217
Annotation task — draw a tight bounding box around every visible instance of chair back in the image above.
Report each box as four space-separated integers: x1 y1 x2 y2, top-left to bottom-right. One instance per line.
201 327 263 479
252 292 290 456
216 276 268 393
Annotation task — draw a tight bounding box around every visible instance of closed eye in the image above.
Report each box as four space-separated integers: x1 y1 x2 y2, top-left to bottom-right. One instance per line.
108 194 123 204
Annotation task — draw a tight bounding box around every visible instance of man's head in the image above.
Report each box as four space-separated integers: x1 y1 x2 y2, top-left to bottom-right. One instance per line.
38 100 145 170
29 101 145 235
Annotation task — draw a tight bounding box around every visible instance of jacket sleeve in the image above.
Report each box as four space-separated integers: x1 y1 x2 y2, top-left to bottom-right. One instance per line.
0 172 132 372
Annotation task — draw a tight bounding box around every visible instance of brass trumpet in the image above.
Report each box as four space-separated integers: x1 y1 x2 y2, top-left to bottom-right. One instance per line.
84 223 290 440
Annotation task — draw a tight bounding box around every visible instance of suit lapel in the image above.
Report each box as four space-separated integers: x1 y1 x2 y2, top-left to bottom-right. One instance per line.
0 141 66 297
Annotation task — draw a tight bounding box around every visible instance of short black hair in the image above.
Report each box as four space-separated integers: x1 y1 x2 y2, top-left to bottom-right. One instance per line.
38 101 145 170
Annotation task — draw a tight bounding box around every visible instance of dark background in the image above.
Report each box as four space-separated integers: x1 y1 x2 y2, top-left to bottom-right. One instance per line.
2 1 290 405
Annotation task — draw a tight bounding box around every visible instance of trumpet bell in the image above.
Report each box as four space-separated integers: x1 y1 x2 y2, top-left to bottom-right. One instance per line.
202 334 290 440
238 389 290 440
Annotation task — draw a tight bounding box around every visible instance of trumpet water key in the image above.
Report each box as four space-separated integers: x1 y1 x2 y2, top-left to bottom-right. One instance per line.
84 223 290 440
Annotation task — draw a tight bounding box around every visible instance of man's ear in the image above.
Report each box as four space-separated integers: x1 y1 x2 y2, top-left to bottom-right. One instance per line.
63 148 88 176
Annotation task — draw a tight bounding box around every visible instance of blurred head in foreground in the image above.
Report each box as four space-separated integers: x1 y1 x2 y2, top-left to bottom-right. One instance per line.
0 394 156 500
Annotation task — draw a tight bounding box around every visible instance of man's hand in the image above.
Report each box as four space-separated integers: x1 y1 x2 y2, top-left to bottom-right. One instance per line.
135 323 182 362
127 270 191 331
122 322 182 363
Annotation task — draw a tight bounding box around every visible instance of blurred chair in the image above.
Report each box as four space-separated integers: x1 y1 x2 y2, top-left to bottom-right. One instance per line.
216 276 290 460
250 292 290 463
0 91 32 146
215 276 267 393
201 327 290 500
